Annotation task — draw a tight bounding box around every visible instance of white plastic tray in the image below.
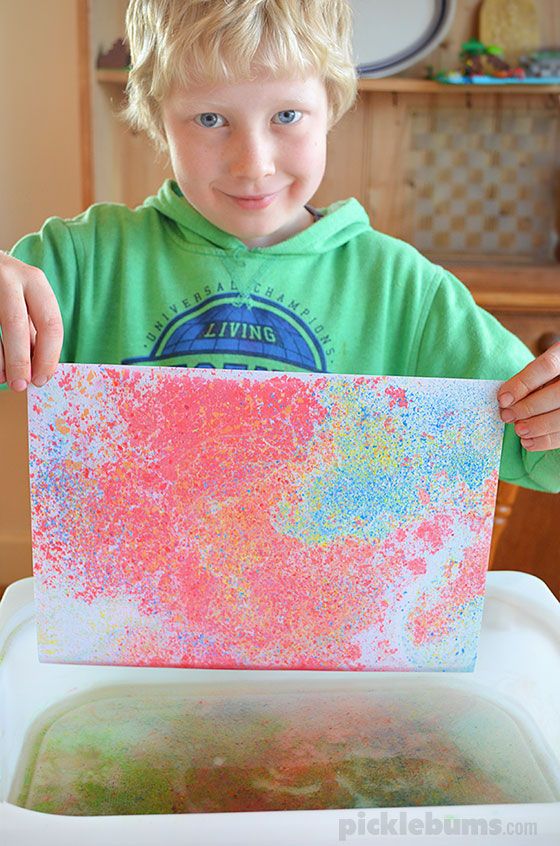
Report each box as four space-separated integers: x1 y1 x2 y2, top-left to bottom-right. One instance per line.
1 571 559 845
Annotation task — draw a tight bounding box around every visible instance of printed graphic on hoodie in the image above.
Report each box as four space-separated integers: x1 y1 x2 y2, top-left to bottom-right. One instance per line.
123 292 329 372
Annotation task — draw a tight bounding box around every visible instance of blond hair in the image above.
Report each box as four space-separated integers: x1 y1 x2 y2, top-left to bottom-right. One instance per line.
123 0 357 151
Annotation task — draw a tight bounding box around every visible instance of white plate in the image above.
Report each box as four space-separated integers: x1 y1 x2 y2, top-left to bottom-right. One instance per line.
349 0 457 77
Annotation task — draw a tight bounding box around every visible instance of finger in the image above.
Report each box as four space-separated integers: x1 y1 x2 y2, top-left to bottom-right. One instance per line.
29 315 37 350
514 408 560 440
519 431 560 452
25 277 63 387
0 282 33 390
498 343 560 408
0 325 33 384
500 378 560 423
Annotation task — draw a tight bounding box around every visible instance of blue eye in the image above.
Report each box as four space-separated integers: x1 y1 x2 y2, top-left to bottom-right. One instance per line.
195 113 225 128
273 110 302 125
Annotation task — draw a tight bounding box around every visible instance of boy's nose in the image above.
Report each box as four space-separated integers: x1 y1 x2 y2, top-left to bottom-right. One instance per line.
228 131 276 181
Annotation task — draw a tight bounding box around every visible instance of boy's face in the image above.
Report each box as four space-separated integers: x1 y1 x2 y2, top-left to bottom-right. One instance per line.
161 74 329 248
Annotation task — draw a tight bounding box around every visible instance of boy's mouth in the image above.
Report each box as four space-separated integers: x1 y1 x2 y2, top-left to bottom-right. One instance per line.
224 191 279 210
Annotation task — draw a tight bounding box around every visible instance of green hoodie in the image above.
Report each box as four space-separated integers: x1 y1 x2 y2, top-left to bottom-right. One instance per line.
9 180 560 492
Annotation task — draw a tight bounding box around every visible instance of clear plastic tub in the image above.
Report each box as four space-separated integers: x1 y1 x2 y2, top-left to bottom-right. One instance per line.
1 571 559 845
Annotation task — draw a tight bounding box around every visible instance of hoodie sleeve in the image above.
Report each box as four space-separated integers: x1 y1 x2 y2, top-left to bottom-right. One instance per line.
414 268 560 493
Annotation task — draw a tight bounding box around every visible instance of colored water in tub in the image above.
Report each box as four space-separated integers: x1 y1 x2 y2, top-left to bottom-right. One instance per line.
11 686 559 815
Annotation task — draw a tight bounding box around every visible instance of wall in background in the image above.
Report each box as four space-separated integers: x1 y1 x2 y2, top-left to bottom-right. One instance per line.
0 0 83 250
0 0 85 582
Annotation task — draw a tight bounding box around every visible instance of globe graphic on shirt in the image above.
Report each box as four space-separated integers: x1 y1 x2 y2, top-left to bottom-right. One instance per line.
123 293 327 372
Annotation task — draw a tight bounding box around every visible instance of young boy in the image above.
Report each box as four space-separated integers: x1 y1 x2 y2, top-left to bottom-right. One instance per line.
1 0 559 492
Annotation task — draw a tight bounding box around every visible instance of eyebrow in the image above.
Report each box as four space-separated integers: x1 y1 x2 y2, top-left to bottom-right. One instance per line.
173 95 314 111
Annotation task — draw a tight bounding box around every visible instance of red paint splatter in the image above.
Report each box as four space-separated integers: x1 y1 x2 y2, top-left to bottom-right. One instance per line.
384 386 408 409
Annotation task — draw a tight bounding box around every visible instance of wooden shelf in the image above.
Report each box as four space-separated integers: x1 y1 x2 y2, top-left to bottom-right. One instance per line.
472 289 560 311
443 263 560 311
444 262 560 286
357 78 560 94
96 69 560 95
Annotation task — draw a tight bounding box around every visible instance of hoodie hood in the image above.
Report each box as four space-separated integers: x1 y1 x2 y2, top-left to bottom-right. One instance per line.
143 179 371 255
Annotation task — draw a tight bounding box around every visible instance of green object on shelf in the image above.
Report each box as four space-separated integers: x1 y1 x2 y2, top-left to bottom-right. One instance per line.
460 39 487 58
485 44 504 56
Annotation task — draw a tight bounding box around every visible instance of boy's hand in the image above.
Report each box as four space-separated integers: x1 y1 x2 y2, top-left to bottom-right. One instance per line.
0 251 63 391
498 343 560 452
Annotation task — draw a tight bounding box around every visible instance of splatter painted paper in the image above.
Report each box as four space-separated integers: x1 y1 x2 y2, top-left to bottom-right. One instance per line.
28 363 504 671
